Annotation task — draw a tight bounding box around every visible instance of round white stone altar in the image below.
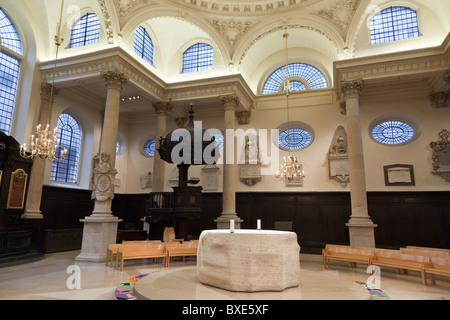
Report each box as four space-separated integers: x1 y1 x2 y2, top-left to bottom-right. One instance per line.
196 229 301 292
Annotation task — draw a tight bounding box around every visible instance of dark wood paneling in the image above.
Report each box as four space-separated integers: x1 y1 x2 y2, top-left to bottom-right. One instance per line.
38 187 450 253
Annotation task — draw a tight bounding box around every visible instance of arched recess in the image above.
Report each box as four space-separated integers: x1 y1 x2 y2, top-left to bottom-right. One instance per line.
233 15 345 92
47 105 96 190
348 0 448 58
119 8 230 81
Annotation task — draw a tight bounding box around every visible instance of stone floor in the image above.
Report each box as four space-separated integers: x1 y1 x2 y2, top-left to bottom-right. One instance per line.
0 250 448 300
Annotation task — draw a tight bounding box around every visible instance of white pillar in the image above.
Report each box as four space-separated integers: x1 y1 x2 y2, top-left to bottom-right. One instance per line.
341 79 376 247
76 70 127 262
152 101 172 192
215 94 243 229
22 82 57 219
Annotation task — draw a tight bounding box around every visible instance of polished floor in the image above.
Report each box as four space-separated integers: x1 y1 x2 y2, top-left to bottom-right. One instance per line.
0 250 448 300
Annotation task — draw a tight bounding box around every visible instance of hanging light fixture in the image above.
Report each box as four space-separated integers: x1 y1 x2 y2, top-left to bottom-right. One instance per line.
20 0 67 161
275 28 305 182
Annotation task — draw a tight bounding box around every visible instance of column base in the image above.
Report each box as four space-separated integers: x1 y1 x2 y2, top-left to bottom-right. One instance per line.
21 210 43 219
346 218 377 248
76 216 122 262
214 214 244 229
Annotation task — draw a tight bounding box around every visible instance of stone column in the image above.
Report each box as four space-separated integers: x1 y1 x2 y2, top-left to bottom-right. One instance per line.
152 101 172 192
341 79 376 247
22 82 57 219
215 94 243 229
76 70 127 262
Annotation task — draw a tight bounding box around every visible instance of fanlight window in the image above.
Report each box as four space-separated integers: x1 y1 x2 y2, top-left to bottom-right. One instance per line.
262 63 328 94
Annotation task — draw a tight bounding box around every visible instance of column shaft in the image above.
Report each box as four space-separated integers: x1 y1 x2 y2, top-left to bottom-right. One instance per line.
215 95 243 229
152 102 172 192
76 70 127 262
341 79 376 247
22 82 57 219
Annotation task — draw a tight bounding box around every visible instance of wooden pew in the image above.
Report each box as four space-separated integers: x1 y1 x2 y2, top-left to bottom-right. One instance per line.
105 240 162 267
370 250 429 285
406 246 450 254
165 241 198 267
423 257 450 286
400 248 449 258
116 243 167 271
322 244 374 269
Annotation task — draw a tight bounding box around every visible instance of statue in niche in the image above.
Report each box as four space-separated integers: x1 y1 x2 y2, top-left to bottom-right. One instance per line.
430 129 450 182
328 126 350 187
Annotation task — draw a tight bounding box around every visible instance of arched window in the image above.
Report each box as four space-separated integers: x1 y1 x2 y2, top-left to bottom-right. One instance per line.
143 138 156 157
262 63 328 94
182 43 213 73
69 13 101 48
134 26 154 66
0 8 23 135
369 7 419 45
50 114 82 184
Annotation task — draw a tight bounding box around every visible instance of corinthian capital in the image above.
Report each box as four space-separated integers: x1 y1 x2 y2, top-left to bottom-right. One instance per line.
153 101 173 114
340 79 363 98
40 82 58 102
101 70 128 90
219 94 240 110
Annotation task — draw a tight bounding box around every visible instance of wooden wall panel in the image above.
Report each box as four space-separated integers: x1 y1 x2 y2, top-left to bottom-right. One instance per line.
39 187 450 253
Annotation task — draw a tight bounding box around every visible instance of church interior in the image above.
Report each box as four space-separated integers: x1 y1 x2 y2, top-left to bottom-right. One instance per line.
0 0 449 301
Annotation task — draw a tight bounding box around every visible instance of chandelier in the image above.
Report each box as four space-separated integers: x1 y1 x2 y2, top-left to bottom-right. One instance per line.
275 28 305 182
20 0 67 162
20 124 67 161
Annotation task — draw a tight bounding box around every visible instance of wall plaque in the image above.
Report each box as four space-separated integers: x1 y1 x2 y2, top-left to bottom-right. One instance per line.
383 164 415 186
6 169 28 209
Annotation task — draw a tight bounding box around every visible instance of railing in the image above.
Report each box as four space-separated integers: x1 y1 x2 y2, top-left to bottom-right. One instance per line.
146 192 174 210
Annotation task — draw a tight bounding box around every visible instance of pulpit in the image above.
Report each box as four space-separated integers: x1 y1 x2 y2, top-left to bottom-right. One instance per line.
0 131 35 257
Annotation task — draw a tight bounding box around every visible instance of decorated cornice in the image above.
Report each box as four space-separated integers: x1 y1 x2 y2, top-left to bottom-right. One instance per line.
164 0 324 17
334 36 450 84
39 46 255 111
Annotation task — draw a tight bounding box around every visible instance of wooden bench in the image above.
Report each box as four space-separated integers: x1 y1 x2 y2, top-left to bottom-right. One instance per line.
370 250 429 285
116 243 167 271
423 257 450 286
105 240 162 267
400 248 449 258
322 244 374 269
165 241 198 267
406 246 450 254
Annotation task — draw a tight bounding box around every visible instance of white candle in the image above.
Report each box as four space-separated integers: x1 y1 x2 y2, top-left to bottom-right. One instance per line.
257 219 261 230
230 219 235 233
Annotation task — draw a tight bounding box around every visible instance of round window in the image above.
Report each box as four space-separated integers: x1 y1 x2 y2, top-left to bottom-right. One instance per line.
143 138 156 156
370 120 417 145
